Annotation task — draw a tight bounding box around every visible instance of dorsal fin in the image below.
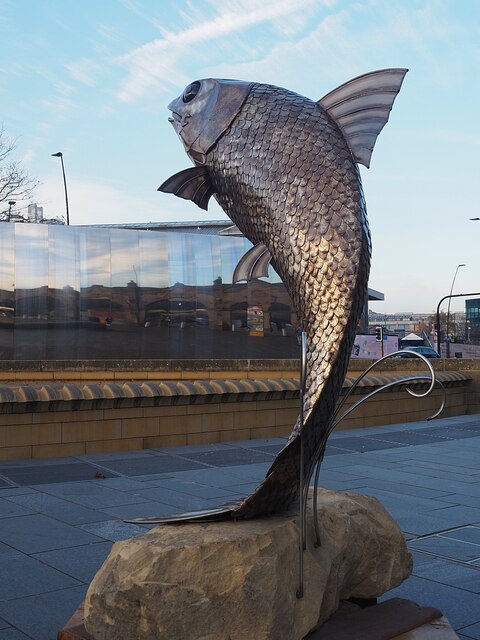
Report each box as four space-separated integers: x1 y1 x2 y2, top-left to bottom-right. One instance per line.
158 166 215 211
318 68 408 168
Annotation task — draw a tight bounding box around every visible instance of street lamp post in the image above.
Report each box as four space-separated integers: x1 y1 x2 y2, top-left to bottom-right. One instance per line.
7 200 15 222
445 264 466 357
51 152 70 225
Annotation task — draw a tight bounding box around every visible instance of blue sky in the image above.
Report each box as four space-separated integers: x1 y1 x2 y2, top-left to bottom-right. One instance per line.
0 0 479 313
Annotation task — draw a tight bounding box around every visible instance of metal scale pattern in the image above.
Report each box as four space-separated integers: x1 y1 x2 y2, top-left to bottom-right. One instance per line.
207 84 371 516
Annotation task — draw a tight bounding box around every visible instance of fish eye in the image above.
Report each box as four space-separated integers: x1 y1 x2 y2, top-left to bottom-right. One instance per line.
182 81 201 103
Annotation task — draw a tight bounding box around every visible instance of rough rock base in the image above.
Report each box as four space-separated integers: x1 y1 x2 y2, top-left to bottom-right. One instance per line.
84 489 412 640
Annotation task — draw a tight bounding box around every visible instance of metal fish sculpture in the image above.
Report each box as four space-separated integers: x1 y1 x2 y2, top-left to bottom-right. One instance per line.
156 69 407 520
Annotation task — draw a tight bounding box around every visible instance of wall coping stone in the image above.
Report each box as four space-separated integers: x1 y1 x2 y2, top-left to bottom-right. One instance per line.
0 371 470 414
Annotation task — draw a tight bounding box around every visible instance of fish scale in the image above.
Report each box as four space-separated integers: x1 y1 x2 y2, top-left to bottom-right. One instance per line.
156 70 407 521
204 84 368 515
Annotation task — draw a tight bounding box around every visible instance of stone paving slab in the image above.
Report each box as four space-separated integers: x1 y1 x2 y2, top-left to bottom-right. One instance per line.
0 488 37 498
381 575 480 630
128 486 227 511
327 436 411 452
242 443 285 454
94 501 179 521
0 552 81 600
0 514 104 554
458 621 480 639
411 553 480 594
398 466 480 484
373 432 454 445
0 586 87 640
409 535 480 563
0 414 479 639
178 448 276 466
324 444 355 456
78 520 151 542
144 476 241 498
32 542 113 583
4 494 112 525
356 477 453 499
91 454 210 475
396 512 480 538
0 463 117 486
0 629 32 639
0 500 35 519
32 482 153 508
442 527 480 545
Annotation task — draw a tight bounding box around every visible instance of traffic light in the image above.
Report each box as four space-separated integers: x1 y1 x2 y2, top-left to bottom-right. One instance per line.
375 326 383 342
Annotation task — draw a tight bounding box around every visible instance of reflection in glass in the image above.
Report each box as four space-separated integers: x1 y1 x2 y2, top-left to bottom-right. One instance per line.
47 226 80 359
0 224 300 361
0 223 14 359
14 224 49 359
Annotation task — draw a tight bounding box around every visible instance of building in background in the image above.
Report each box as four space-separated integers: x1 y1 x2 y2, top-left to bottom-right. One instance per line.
27 203 43 223
0 220 384 362
368 311 419 337
466 299 480 343
0 203 64 225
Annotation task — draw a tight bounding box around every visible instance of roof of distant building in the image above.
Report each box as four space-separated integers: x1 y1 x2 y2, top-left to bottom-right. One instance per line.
84 220 234 235
367 287 384 302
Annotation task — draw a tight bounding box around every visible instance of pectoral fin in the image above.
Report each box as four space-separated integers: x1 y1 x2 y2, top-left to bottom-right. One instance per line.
233 243 272 284
319 68 408 168
158 166 215 211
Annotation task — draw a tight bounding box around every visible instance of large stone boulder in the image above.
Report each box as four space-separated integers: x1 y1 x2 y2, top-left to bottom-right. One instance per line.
85 489 412 640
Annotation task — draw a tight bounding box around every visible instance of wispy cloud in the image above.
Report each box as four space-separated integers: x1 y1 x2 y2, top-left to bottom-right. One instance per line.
53 80 75 96
98 104 115 117
207 0 475 97
40 96 74 116
97 23 121 43
65 58 99 86
21 149 36 164
116 0 327 101
204 10 359 94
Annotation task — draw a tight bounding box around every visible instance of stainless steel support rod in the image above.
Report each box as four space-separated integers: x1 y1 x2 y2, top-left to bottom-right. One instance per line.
297 331 307 599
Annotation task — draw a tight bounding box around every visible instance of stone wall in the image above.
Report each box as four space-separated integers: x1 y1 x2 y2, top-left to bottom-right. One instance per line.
0 359 474 461
463 370 480 414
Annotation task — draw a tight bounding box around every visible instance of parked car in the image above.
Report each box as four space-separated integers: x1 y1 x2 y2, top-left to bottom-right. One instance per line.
397 346 440 358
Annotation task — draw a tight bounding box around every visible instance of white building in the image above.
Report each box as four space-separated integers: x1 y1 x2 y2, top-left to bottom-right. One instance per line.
27 203 44 223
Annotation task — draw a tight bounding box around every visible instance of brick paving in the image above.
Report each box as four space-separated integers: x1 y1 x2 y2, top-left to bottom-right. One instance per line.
0 414 479 639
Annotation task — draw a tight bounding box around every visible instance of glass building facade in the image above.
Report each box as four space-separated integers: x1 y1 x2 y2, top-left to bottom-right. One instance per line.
466 299 480 343
0 223 300 361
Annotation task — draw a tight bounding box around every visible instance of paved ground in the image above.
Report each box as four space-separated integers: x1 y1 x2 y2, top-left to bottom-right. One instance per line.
0 414 479 639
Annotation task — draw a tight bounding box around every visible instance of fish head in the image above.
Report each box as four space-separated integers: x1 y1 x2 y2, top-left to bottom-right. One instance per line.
168 78 253 163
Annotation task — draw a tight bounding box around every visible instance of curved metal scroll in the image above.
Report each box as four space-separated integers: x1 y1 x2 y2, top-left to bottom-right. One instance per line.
332 350 437 425
308 350 445 554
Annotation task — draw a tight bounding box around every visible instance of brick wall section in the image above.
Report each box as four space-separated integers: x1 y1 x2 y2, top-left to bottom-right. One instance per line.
0 399 301 461
0 369 472 461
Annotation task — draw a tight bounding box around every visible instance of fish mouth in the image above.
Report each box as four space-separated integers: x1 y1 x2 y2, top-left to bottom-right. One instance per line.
168 110 185 136
169 110 181 123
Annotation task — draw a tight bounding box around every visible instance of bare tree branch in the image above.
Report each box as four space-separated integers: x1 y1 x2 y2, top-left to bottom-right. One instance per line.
0 125 39 206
